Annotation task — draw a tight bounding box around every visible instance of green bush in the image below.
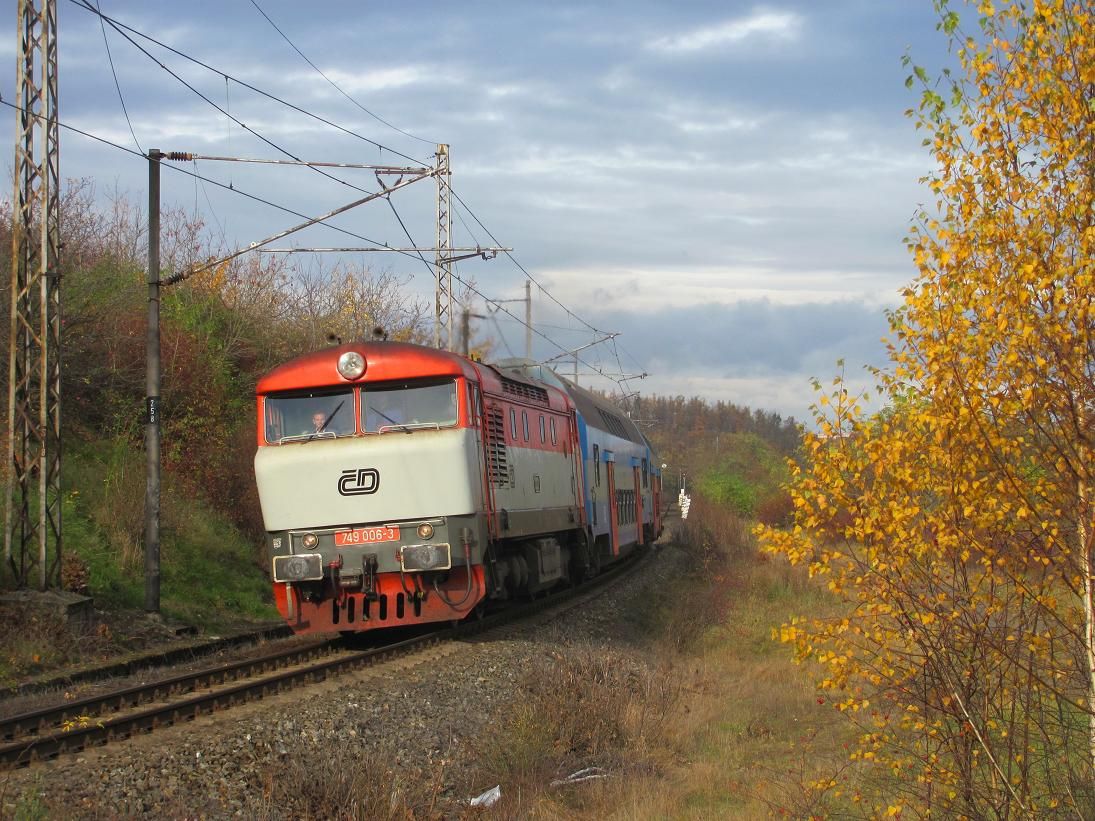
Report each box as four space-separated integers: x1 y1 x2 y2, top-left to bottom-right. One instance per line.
695 432 788 518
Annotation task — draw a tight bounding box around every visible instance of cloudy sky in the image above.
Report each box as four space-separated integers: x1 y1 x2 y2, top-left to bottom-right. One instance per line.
3 1 952 422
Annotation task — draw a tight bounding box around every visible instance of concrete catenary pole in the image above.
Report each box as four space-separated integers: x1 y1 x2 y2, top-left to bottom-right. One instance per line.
144 149 162 613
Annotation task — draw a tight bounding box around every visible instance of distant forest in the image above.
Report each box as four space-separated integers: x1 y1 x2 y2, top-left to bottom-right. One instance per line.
637 394 800 456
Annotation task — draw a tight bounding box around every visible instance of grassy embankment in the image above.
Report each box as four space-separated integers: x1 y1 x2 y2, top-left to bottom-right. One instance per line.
252 494 856 820
0 439 277 686
452 496 854 819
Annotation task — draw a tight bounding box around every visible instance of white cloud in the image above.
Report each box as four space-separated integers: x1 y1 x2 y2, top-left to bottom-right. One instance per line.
641 368 880 423
667 103 767 133
469 145 702 178
648 9 802 54
538 264 900 312
310 65 436 94
485 83 529 99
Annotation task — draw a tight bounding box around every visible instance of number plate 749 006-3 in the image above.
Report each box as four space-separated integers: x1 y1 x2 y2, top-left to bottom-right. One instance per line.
335 525 400 546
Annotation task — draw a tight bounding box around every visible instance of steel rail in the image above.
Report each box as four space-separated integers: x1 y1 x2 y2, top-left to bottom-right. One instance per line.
0 631 442 768
0 544 650 769
0 636 337 741
2 623 292 700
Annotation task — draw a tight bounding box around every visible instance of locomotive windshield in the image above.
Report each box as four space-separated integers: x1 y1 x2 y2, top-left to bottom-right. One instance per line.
261 379 458 443
362 379 457 432
264 388 355 443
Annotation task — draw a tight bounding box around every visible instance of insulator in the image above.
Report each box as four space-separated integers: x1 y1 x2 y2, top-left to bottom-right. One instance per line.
165 152 193 161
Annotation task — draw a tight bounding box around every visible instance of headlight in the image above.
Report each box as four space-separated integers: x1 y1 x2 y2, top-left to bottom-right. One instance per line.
337 351 366 380
416 523 434 540
400 543 451 572
301 533 319 549
272 553 323 582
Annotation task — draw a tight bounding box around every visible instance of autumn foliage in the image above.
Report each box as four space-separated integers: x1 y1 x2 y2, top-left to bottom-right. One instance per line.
759 1 1093 816
0 182 432 563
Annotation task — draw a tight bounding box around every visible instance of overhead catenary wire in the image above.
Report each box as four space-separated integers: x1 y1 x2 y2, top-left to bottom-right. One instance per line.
380 196 623 385
67 0 428 167
450 197 485 250
71 0 389 201
160 168 437 286
94 0 141 153
4 93 634 390
448 186 609 337
0 99 443 273
55 5 645 392
447 187 639 391
384 196 436 283
442 261 628 385
193 159 229 244
73 0 629 367
248 0 438 148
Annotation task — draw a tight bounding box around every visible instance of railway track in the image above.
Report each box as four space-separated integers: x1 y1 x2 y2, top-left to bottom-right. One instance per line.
0 544 648 769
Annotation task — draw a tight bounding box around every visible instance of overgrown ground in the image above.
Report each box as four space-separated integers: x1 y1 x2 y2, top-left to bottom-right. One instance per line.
449 500 855 819
2 497 868 819
0 441 278 688
250 498 858 820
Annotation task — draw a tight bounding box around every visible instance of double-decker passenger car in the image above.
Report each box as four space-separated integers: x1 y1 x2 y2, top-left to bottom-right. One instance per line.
254 341 661 635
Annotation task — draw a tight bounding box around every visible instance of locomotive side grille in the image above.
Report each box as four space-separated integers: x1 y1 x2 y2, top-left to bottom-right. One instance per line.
501 377 549 405
485 406 509 488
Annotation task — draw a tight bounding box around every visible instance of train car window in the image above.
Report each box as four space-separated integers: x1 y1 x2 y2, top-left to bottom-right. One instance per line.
469 383 482 427
522 410 530 441
550 417 557 445
361 378 457 432
593 444 600 485
510 408 517 440
642 458 648 488
264 388 355 443
539 415 546 444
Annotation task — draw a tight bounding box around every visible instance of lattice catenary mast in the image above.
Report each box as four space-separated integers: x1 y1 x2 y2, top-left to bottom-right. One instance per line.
6 0 62 589
434 144 453 350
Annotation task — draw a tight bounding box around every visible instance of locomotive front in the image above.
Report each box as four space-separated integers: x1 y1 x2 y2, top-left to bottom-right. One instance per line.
254 342 489 634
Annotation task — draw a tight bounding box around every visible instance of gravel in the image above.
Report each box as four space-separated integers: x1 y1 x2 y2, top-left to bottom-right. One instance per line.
0 541 683 819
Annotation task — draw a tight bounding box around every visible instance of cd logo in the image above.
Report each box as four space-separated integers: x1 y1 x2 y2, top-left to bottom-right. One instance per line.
338 468 380 496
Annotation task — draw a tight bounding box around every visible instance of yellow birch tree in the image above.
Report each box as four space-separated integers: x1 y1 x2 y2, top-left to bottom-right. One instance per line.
760 0 1093 815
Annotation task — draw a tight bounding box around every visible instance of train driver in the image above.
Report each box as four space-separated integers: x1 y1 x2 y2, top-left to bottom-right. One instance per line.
306 399 349 435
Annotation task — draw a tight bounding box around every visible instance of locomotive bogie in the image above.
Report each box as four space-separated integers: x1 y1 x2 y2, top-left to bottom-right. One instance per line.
274 565 488 633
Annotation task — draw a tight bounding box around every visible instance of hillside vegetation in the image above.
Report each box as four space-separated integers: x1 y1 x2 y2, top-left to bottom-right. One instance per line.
0 185 431 627
641 396 797 526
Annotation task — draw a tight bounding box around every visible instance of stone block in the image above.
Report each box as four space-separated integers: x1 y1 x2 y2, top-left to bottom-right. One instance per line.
0 589 95 632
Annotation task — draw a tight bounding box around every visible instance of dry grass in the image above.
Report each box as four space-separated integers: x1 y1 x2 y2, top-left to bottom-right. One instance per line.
448 497 858 819
255 747 454 820
0 603 116 687
460 647 680 804
650 556 857 819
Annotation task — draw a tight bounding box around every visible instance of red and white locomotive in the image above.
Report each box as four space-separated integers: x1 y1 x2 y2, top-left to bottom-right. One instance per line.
254 341 661 635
